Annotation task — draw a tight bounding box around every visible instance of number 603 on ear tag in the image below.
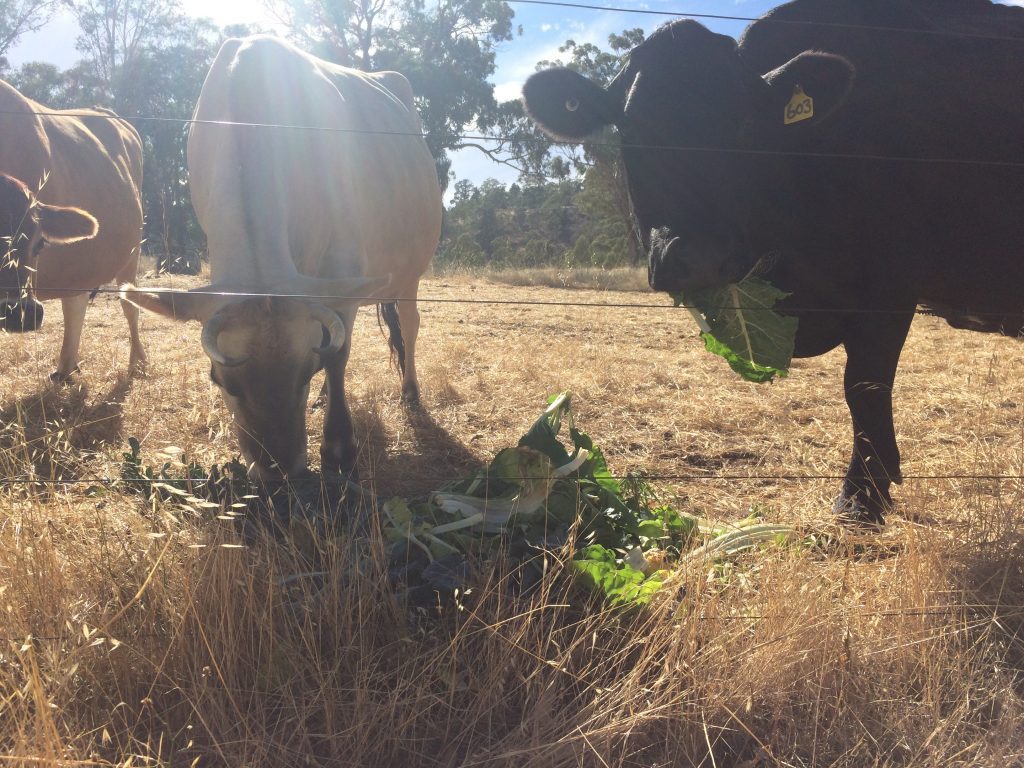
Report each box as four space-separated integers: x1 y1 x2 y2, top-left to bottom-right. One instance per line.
784 85 814 125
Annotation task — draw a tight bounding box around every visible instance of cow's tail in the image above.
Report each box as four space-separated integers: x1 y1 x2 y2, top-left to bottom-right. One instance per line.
377 302 406 378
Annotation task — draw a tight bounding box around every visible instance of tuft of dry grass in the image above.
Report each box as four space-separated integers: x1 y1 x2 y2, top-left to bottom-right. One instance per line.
430 264 651 293
2 272 1024 766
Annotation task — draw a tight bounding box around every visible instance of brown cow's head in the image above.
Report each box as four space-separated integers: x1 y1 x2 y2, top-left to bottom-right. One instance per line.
122 276 386 479
0 173 98 332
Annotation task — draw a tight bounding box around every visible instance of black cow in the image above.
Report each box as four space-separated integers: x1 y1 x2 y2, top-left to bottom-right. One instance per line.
523 0 1024 524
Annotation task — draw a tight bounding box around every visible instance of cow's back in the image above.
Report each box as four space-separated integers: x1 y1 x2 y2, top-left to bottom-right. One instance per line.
739 0 1024 161
0 80 53 193
0 80 144 298
188 36 441 287
736 0 1024 313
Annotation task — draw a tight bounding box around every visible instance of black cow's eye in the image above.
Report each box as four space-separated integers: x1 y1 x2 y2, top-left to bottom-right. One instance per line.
565 98 579 112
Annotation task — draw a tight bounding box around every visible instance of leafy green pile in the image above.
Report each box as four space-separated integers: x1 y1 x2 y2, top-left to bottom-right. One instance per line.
114 396 798 608
672 277 798 383
383 393 796 607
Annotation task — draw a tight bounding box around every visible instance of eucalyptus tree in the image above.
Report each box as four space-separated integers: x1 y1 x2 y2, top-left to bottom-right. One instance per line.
0 0 59 60
265 0 517 191
516 29 646 265
61 0 221 263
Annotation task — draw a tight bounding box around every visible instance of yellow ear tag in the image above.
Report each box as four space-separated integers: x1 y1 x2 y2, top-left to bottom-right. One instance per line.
784 85 814 125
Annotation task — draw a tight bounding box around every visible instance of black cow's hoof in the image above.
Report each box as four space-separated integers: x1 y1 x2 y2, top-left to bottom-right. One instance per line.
320 460 359 486
832 492 886 528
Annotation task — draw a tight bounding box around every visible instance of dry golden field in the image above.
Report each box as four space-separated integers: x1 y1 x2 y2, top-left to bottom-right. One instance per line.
3 270 1024 766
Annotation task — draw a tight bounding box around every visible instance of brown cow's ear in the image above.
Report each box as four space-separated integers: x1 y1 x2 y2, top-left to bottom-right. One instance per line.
36 202 98 244
763 51 855 127
120 283 229 324
522 68 621 141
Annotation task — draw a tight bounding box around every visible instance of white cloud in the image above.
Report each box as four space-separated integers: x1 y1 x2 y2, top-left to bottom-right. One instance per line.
492 11 650 104
493 80 524 104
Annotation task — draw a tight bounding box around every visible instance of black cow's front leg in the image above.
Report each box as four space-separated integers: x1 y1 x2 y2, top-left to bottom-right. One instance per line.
834 309 914 526
320 341 358 479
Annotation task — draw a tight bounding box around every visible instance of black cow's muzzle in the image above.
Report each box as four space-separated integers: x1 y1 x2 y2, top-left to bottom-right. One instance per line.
647 227 747 294
1 298 44 332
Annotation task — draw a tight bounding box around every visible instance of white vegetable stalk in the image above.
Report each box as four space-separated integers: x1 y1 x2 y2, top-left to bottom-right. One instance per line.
624 546 661 576
553 449 589 478
431 449 589 535
679 524 796 566
687 306 712 333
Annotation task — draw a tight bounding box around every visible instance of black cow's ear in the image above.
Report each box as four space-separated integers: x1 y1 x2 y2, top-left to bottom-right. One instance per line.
763 51 855 127
522 68 620 141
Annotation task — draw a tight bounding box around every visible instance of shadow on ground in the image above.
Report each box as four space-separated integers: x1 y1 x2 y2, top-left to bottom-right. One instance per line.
0 374 135 483
353 402 482 500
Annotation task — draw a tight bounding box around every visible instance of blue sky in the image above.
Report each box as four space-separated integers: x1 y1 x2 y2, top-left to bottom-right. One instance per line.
10 0 1023 194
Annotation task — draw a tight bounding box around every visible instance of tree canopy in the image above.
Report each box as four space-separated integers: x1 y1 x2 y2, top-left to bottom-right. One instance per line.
0 1 59 61
2 6 643 274
267 0 517 189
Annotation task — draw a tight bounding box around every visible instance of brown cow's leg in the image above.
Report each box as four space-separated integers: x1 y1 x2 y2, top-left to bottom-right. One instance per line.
319 340 357 478
52 292 89 381
395 289 421 405
117 250 147 374
119 298 147 375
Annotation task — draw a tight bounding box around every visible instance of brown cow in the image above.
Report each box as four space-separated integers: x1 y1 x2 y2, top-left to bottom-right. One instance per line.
123 36 441 480
0 79 146 379
1 173 100 332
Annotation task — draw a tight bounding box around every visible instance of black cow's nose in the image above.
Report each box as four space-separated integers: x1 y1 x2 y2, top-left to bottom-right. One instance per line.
1 298 44 332
649 232 727 294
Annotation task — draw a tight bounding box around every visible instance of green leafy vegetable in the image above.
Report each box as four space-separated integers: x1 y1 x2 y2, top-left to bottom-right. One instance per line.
572 544 664 607
376 393 801 609
673 278 798 383
379 393 697 606
117 395 802 610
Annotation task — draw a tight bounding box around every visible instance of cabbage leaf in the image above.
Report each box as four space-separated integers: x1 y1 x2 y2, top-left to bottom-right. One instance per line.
673 278 798 383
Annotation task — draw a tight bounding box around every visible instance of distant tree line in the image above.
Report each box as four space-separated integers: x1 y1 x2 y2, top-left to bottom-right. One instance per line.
0 0 642 273
440 173 637 271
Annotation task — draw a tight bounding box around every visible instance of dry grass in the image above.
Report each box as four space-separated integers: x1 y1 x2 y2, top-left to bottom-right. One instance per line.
430 264 651 292
2 271 1024 766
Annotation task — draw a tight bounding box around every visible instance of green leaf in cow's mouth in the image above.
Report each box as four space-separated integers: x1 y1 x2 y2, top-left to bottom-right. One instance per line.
671 278 798 383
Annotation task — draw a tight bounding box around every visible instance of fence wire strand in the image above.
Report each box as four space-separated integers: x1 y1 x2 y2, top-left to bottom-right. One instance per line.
1 601 1013 644
506 0 1024 43
4 283 1020 321
3 109 1024 171
1 473 1022 486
